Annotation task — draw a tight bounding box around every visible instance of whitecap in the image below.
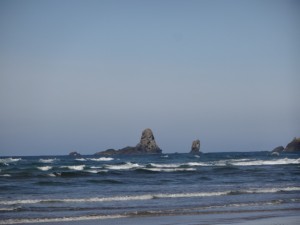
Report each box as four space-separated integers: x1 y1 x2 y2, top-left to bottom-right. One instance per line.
37 166 52 171
145 168 197 172
89 157 114 161
75 158 87 161
106 162 140 170
0 174 11 177
231 158 300 166
0 158 22 164
61 165 85 171
150 163 181 168
39 158 57 163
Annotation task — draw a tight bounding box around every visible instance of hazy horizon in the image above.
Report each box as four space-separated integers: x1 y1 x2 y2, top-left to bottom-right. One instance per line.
1 0 299 156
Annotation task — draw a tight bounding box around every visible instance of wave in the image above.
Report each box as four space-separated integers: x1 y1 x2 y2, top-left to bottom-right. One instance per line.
2 186 299 206
75 158 87 161
0 158 22 165
150 163 181 168
230 158 300 166
61 165 85 171
89 157 114 161
39 158 57 163
106 162 141 170
144 168 196 172
0 214 126 225
37 166 52 171
0 174 11 177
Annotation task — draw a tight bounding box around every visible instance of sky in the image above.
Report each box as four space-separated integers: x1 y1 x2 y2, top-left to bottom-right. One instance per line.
0 0 299 156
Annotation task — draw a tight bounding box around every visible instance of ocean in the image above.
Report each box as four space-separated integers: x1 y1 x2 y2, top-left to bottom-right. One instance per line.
0 152 299 224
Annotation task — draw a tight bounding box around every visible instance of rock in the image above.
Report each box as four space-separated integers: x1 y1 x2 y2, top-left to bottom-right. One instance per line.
95 128 162 155
284 137 300 152
69 151 81 157
271 146 284 153
135 128 162 154
190 139 201 154
94 149 116 156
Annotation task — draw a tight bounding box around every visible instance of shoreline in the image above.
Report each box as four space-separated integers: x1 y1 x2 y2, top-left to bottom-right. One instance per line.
7 210 300 225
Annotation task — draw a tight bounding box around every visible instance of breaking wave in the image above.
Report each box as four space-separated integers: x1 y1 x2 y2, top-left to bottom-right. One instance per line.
39 158 57 163
0 214 126 225
61 165 85 171
106 162 141 170
89 157 114 161
0 158 22 164
37 166 52 171
2 186 299 206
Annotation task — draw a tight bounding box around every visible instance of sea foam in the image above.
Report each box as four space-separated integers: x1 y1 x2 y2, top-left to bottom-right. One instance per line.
2 186 298 206
37 166 52 171
39 158 57 163
89 157 114 161
106 162 140 170
61 165 85 171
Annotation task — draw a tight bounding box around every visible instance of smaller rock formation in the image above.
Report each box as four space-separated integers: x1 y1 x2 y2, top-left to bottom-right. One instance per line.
69 151 81 157
271 146 284 154
190 139 201 154
284 137 300 152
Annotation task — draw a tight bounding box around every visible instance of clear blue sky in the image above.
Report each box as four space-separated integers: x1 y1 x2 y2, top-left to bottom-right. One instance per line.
0 0 299 156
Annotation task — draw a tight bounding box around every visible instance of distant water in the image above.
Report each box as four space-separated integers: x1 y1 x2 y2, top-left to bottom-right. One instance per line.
0 152 300 224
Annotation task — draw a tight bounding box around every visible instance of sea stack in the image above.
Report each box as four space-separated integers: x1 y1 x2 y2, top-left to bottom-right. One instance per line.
190 139 201 154
284 137 300 152
136 128 162 154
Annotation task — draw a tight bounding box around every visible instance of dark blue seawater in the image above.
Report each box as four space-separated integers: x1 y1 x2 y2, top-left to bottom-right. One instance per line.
0 152 300 224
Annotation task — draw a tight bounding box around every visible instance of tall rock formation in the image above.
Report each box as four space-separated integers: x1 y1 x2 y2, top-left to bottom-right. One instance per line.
190 139 201 154
284 137 300 152
136 128 162 153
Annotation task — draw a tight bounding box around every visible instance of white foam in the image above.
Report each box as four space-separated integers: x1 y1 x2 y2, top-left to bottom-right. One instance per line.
47 174 56 177
246 186 300 194
39 158 56 163
0 207 19 211
186 162 209 166
145 168 196 172
75 158 87 161
150 163 181 168
0 174 11 177
0 158 22 164
61 165 85 171
89 157 114 161
106 162 140 170
0 214 127 225
37 166 52 171
2 187 299 206
231 158 300 166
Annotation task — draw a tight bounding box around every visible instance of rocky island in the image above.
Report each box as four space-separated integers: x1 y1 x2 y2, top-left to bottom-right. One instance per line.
190 139 201 154
95 128 162 155
69 151 81 157
271 137 300 153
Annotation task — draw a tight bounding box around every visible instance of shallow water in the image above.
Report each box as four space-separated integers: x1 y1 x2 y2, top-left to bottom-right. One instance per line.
0 152 299 224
